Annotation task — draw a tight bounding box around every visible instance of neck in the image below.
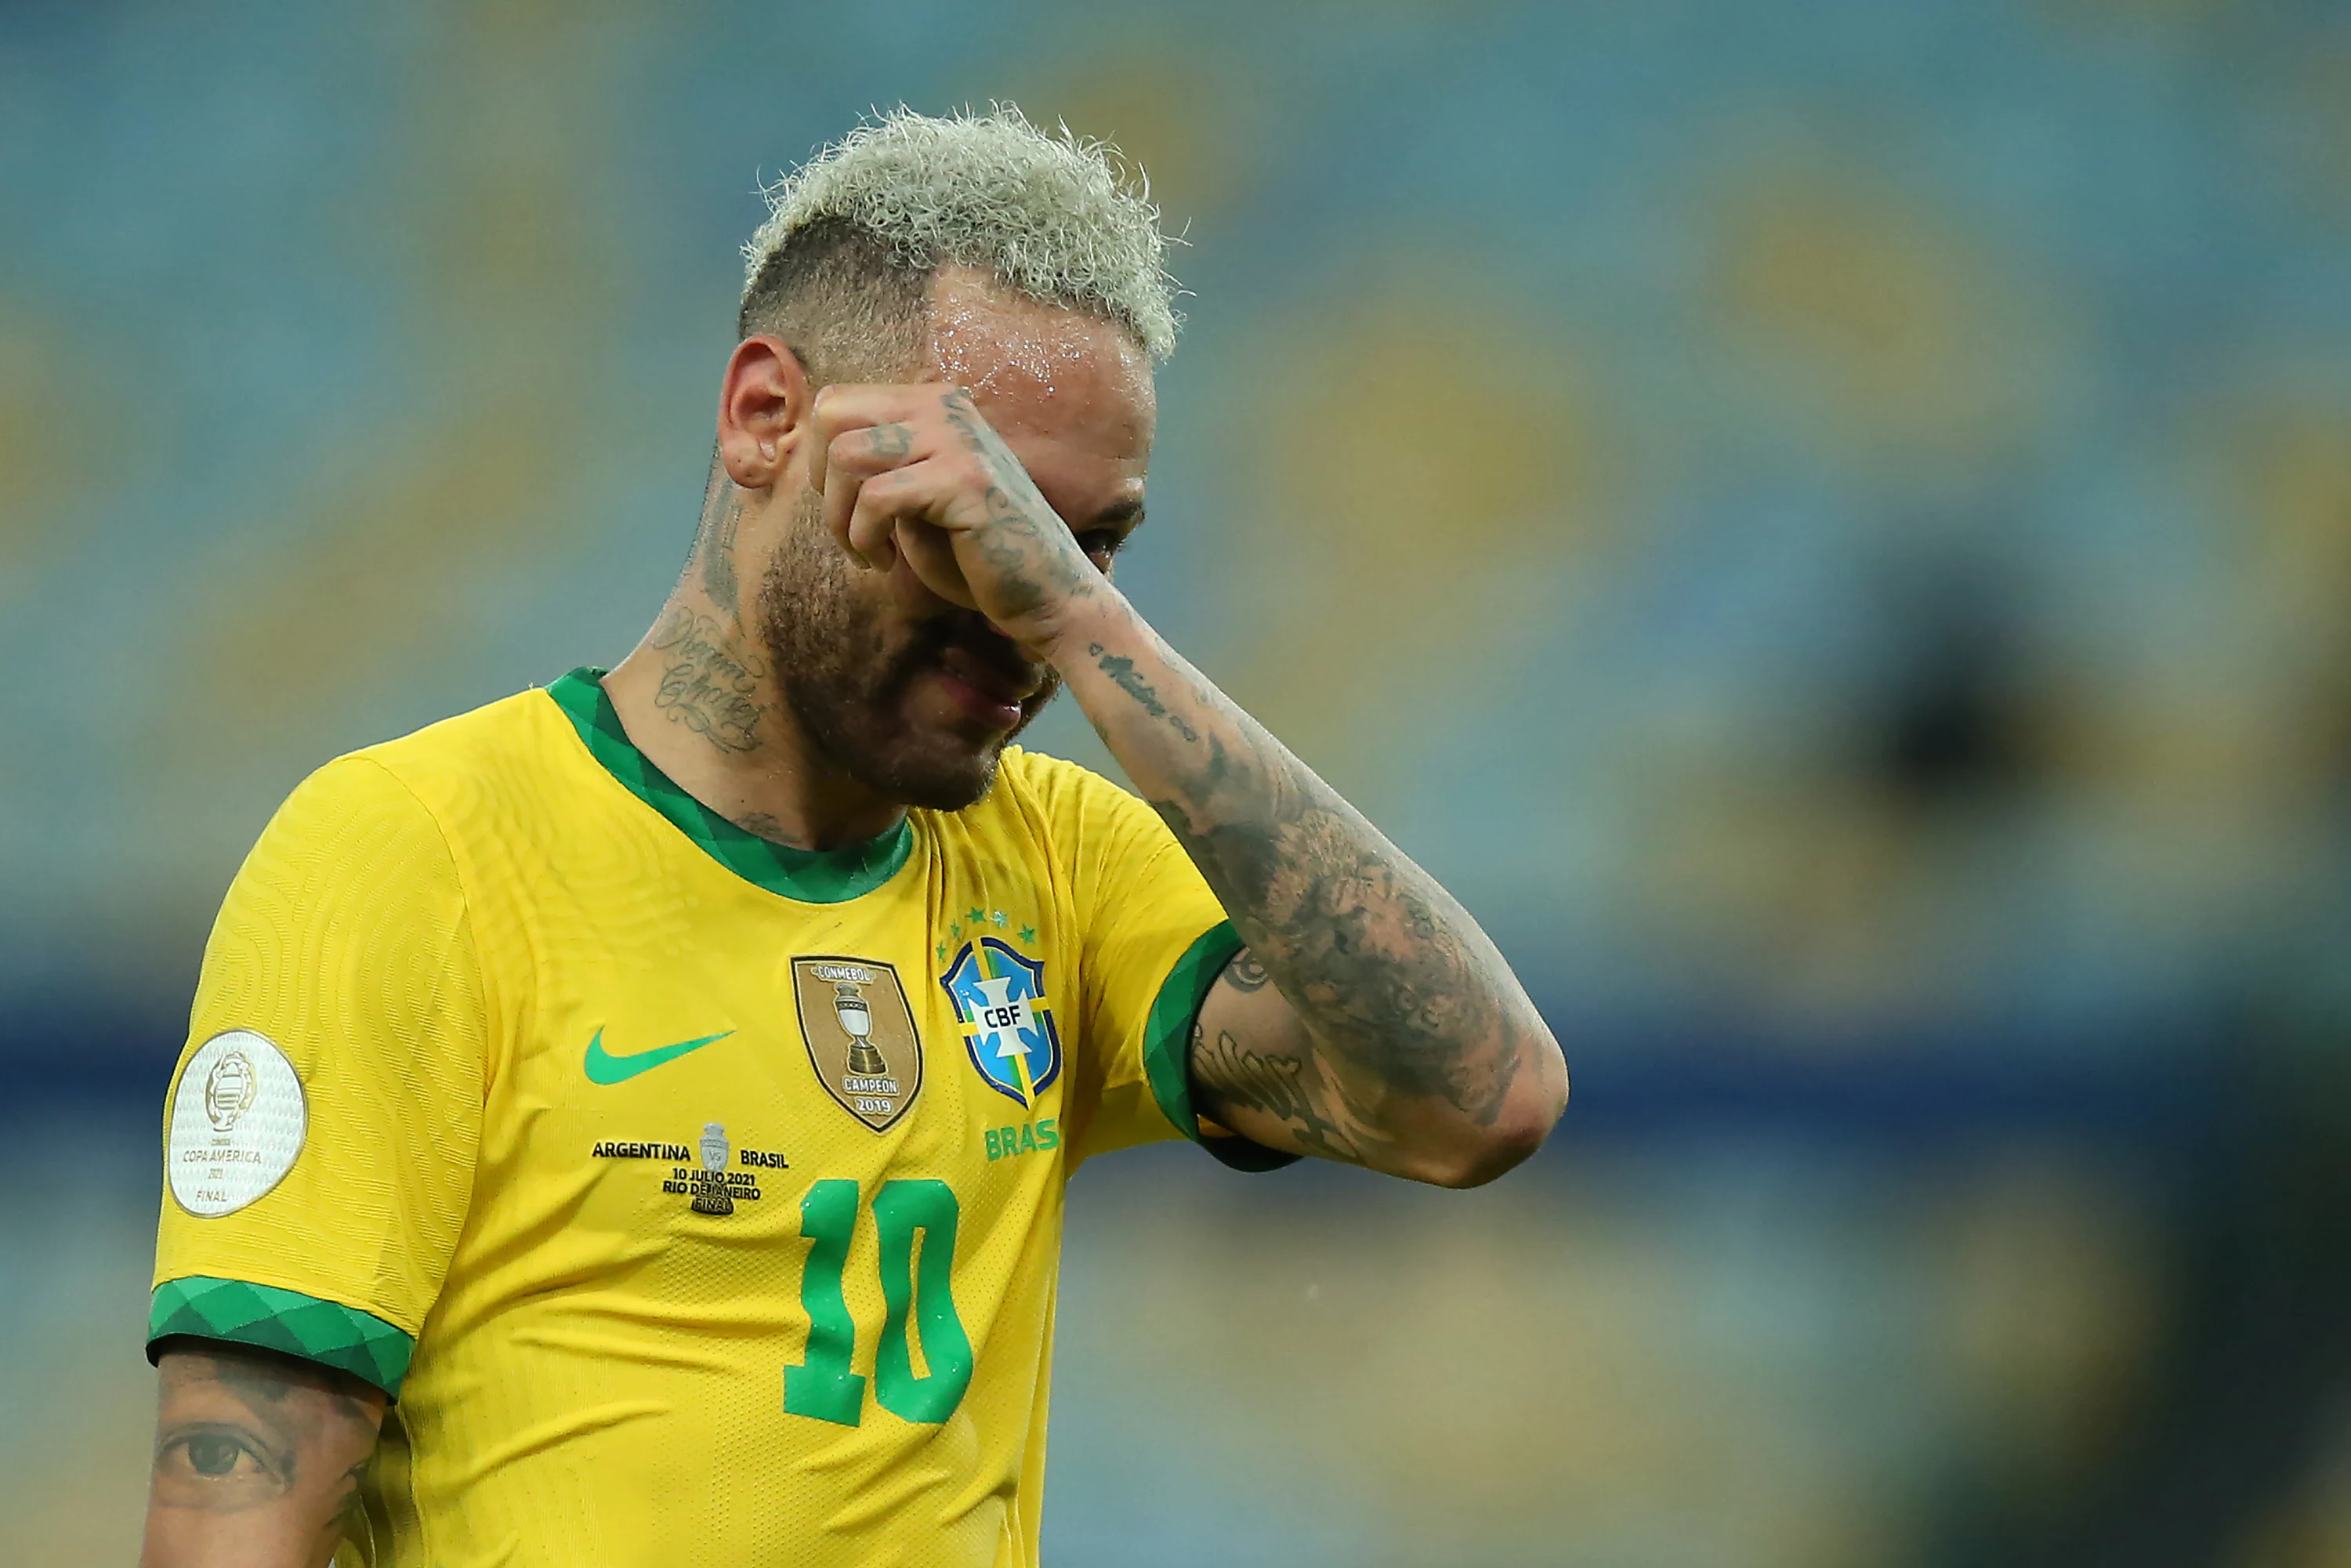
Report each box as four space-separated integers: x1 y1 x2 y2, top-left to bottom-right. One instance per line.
603 588 907 852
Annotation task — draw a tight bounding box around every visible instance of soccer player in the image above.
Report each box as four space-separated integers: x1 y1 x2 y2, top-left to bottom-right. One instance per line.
140 107 1567 1567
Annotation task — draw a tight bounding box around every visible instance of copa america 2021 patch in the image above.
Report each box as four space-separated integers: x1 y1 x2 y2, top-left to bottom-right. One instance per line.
167 1029 307 1216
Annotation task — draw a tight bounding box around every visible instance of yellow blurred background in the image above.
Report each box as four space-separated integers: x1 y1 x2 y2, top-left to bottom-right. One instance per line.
7 1 2351 1563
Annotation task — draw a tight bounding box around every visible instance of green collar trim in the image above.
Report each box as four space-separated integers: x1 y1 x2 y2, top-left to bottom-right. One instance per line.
545 667 914 904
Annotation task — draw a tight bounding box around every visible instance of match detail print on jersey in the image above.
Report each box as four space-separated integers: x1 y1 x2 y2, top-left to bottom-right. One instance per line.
941 937 1063 1109
166 1029 308 1217
792 956 925 1131
588 1123 783 1214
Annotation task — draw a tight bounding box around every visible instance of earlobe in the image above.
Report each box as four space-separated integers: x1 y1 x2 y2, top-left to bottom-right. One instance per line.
721 441 779 490
718 335 809 490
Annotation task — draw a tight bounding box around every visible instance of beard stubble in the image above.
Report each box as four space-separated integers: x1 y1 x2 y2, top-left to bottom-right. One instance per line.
755 494 1060 812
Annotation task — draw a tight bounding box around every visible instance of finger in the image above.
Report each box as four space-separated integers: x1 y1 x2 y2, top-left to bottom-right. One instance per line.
809 382 929 437
806 384 900 509
806 389 839 502
823 422 926 482
893 518 980 612
828 433 936 574
844 463 953 576
807 383 935 475
820 448 866 567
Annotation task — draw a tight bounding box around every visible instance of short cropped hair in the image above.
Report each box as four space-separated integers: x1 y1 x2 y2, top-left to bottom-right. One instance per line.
739 105 1179 381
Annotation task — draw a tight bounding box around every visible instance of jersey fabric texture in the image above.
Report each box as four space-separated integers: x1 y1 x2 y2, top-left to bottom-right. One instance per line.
149 668 1291 1568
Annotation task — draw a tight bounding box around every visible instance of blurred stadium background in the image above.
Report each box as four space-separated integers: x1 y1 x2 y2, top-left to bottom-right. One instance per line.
7 1 2351 1563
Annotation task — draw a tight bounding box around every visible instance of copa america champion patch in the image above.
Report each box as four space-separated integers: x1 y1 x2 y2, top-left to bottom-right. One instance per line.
167 1029 307 1216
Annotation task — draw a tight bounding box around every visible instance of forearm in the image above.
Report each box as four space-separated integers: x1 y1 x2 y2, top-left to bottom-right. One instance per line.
142 1342 386 1568
1049 594 1566 1182
799 376 1563 1177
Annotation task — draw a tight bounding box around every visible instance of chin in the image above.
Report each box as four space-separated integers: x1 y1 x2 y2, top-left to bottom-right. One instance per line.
859 726 1009 812
883 751 1002 812
880 693 1052 811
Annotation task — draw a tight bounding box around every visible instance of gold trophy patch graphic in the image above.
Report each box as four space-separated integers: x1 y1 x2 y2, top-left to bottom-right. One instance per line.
690 1123 734 1215
792 957 923 1132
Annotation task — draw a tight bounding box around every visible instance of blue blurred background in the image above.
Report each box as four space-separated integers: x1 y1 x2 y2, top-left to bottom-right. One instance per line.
8 1 2351 1562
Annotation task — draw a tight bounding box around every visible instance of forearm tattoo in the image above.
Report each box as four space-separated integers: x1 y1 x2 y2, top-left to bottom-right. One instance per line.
1086 643 1197 743
1127 684 1524 1128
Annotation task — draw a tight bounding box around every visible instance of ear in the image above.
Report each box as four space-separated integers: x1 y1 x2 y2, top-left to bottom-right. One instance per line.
716 336 810 491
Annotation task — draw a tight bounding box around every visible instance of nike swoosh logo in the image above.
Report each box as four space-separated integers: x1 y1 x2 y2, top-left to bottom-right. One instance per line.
583 1028 735 1085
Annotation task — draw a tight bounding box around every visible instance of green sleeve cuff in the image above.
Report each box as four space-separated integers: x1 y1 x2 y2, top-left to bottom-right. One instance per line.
1140 922 1301 1174
148 1276 415 1399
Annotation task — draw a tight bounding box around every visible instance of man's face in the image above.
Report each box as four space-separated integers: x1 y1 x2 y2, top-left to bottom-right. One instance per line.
756 270 1156 811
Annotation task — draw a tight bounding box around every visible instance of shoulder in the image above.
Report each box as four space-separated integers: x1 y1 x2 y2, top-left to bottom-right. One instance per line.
962 748 1189 894
328 683 589 855
989 746 1154 817
350 684 573 808
250 684 571 891
976 747 1166 845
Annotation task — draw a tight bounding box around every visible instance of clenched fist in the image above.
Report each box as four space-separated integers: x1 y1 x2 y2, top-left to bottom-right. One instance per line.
808 383 1111 657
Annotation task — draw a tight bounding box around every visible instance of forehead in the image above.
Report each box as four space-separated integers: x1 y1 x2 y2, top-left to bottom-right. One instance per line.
923 267 1155 461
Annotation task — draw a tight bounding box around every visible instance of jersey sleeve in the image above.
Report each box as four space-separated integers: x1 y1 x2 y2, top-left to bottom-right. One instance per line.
1028 755 1297 1172
149 755 486 1399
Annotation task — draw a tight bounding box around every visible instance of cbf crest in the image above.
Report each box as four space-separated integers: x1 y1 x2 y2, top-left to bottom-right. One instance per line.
940 937 1063 1108
791 957 924 1132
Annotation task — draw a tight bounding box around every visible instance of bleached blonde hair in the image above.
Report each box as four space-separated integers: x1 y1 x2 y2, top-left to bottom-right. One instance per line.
741 104 1180 362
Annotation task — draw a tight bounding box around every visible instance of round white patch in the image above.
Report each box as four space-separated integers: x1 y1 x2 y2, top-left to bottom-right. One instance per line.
167 1029 307 1216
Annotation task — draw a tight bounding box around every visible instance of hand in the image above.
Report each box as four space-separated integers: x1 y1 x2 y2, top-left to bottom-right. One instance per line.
806 382 1107 654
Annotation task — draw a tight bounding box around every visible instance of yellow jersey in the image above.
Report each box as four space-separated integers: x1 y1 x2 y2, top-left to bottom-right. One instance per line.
149 668 1288 1568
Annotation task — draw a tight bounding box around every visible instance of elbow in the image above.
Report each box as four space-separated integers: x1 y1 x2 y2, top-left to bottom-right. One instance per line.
1404 1024 1569 1190
1411 1116 1548 1190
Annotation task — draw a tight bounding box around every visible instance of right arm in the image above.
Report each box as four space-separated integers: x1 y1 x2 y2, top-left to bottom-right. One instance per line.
143 756 482 1563
142 1342 386 1568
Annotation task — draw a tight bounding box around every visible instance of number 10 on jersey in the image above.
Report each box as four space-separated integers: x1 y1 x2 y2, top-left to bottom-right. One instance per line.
784 1179 973 1425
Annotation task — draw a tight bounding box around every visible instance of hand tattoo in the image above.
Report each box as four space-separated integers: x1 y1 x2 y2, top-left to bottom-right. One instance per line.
938 389 1098 622
648 607 767 755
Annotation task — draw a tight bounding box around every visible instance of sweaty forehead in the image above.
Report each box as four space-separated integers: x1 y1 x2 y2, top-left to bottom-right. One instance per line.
922 267 1155 454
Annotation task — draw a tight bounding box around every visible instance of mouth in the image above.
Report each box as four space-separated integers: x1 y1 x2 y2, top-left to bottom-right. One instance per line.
933 643 1045 732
